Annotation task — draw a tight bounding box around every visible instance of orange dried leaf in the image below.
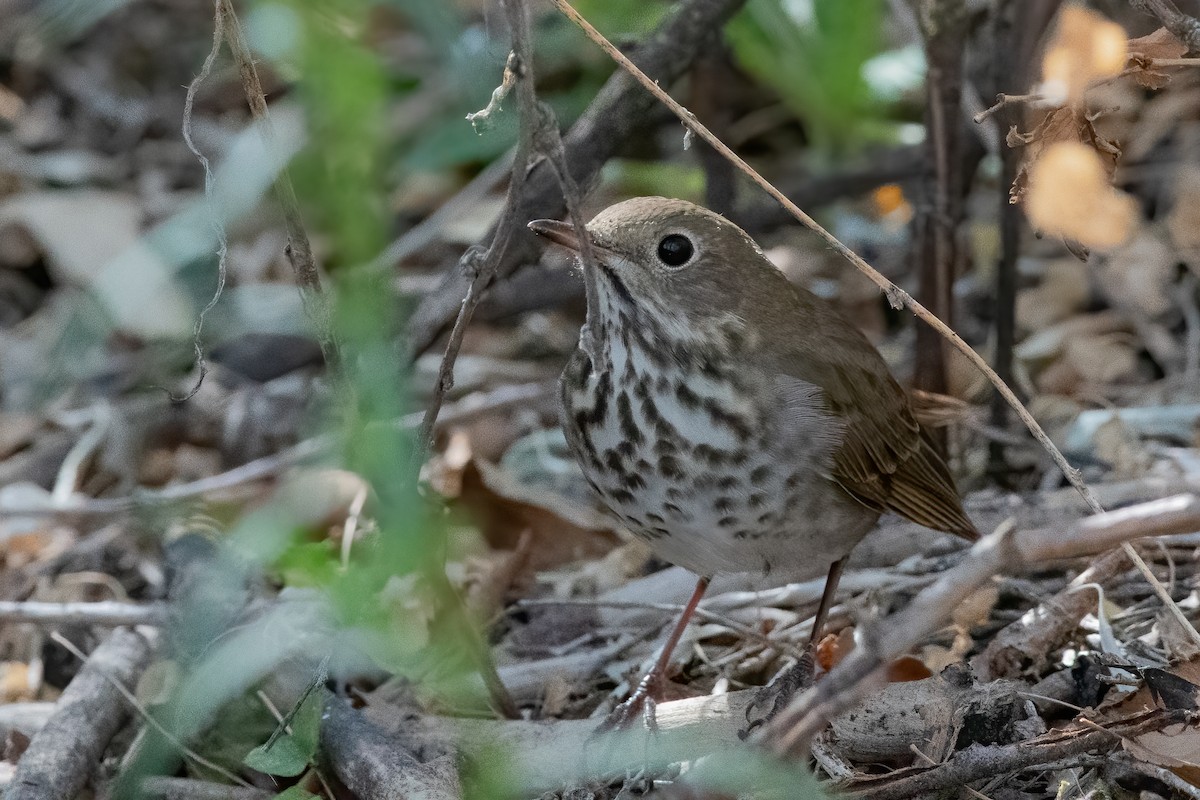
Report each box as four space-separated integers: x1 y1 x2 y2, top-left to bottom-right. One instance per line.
885 655 932 683
1025 141 1137 251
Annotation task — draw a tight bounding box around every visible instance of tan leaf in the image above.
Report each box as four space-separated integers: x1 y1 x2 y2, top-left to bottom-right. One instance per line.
1009 107 1120 202
1167 165 1200 268
457 459 619 573
1126 27 1188 88
1016 258 1090 332
1124 723 1200 786
1095 231 1177 319
1039 5 1128 105
1025 141 1137 251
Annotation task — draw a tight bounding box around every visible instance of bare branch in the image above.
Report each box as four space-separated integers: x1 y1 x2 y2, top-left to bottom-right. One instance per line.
757 493 1200 755
1131 0 1200 54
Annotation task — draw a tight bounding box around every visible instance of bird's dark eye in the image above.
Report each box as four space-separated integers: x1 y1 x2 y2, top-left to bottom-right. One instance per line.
656 234 693 267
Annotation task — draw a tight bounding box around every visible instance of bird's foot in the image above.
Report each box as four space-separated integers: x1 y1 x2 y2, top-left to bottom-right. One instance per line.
740 649 817 739
596 671 664 733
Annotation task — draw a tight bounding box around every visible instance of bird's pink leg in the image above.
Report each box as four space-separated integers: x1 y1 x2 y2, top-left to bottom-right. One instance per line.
601 575 710 731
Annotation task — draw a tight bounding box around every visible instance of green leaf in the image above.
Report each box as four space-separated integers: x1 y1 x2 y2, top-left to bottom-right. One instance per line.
276 786 317 800
243 691 323 778
727 0 891 157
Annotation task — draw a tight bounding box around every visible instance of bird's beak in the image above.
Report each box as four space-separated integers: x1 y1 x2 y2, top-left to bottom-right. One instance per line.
528 219 582 252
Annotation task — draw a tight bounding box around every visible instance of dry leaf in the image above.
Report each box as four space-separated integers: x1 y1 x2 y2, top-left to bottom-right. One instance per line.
1124 724 1200 785
1095 231 1177 319
1167 165 1200 269
1025 141 1137 251
463 530 533 622
0 662 34 702
457 459 619 573
1009 107 1121 202
1126 27 1188 88
1039 5 1128 105
1062 333 1139 385
1016 258 1090 332
1091 416 1153 477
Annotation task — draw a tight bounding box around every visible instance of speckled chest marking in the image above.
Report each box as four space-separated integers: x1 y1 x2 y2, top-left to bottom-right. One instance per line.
558 255 881 576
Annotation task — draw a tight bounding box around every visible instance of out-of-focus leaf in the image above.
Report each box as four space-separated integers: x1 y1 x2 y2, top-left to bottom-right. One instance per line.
727 0 888 156
243 691 323 778
1025 141 1136 251
1037 5 1127 105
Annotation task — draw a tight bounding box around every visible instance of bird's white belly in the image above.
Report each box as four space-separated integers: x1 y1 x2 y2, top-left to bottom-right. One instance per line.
562 345 877 578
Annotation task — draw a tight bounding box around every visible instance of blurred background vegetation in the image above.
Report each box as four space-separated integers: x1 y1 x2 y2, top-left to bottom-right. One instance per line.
3 0 1200 797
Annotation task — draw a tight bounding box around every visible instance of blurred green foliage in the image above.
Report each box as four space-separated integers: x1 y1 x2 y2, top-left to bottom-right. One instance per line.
727 0 891 157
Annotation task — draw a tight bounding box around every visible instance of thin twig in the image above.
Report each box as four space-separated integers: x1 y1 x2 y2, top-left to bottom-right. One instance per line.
215 0 340 371
415 0 545 461
49 632 253 788
175 0 230 402
0 601 168 627
974 92 1047 123
973 56 1200 123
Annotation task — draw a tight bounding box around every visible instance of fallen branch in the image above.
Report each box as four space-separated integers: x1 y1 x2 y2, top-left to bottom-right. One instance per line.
842 710 1196 800
8 628 154 800
138 777 272 800
321 694 462 800
0 601 168 627
757 493 1200 755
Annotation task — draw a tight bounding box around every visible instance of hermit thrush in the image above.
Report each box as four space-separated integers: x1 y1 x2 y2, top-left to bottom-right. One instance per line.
529 197 977 723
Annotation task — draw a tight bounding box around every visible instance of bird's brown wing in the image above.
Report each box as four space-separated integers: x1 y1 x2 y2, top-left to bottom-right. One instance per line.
765 287 978 542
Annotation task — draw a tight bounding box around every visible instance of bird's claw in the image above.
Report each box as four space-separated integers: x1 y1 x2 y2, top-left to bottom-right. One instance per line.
740 650 816 739
597 673 663 733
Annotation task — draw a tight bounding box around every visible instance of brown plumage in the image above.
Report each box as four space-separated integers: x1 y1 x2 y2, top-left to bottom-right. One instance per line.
530 197 976 724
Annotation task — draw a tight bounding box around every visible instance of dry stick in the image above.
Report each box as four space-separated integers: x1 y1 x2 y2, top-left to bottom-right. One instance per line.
987 1 1025 477
8 629 155 800
974 57 1200 123
1131 0 1200 54
138 777 272 800
215 0 339 370
413 0 562 721
415 10 540 459
549 0 1200 690
760 494 1200 756
48 632 254 789
0 600 168 627
912 0 968 403
842 710 1188 800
